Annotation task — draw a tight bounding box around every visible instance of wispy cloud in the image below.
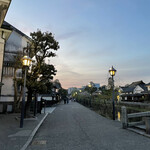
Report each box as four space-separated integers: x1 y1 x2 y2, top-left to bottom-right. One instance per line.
57 31 82 40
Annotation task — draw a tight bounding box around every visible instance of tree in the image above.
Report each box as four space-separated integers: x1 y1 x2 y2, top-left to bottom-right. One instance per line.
13 51 23 112
52 79 62 101
84 82 97 95
25 30 59 117
53 79 62 89
58 88 68 100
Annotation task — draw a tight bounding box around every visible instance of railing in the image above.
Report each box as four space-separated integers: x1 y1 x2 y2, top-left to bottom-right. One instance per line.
121 106 150 134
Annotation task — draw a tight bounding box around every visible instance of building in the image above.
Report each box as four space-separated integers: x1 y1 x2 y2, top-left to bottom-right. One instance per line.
88 81 100 89
0 21 31 112
0 0 12 112
146 83 150 91
94 83 100 89
118 81 150 102
0 0 12 85
68 87 77 95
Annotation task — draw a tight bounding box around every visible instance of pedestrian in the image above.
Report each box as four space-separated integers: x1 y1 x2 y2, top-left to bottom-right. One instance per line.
64 98 66 104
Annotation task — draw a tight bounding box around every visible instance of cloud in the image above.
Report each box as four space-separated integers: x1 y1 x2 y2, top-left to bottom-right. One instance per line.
56 27 88 41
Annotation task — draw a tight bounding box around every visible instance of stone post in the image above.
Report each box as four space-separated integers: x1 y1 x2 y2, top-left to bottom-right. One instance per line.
145 117 150 134
121 106 127 129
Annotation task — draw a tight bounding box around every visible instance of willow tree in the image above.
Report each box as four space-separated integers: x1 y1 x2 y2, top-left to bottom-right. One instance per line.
25 30 59 117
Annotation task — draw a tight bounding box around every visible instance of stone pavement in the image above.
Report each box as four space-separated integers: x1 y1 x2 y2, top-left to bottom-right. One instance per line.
27 101 150 150
0 107 56 150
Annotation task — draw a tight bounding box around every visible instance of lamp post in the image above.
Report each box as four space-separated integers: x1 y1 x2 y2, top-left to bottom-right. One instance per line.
109 66 117 120
88 84 92 107
20 55 32 128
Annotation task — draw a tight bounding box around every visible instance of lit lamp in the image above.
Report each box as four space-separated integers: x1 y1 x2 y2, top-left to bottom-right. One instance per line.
20 55 32 128
109 66 117 120
88 84 92 107
109 66 116 77
22 55 32 66
88 84 92 88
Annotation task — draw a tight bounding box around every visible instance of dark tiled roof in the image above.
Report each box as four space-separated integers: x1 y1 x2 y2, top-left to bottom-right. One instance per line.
120 86 134 93
1 21 12 30
130 80 145 86
120 80 148 93
139 84 148 92
2 21 31 41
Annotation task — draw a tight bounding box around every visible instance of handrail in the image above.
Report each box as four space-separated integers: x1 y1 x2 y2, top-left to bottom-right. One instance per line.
121 106 150 134
128 111 150 118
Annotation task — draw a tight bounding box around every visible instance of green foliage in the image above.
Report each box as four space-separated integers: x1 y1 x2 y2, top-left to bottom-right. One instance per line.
71 88 79 97
53 79 62 89
101 89 112 97
58 88 68 98
29 30 59 59
26 30 59 93
24 30 59 115
84 86 97 94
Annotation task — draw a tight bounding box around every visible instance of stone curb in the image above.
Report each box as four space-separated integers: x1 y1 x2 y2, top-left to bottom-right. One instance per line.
20 113 48 150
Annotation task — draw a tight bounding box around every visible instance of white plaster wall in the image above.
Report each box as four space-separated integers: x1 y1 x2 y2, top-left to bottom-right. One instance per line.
133 85 144 94
1 77 13 95
5 31 29 51
1 30 30 102
147 86 150 91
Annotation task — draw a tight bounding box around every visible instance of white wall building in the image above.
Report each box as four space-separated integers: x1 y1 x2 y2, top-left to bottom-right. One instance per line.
0 0 12 112
0 21 31 112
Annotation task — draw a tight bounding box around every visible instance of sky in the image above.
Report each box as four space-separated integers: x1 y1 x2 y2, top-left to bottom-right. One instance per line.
5 0 150 89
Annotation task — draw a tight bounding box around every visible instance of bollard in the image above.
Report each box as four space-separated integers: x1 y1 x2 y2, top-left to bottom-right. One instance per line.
121 106 127 129
145 117 150 134
43 100 46 114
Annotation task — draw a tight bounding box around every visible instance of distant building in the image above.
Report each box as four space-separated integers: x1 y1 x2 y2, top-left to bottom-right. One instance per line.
68 87 77 95
146 83 150 91
82 86 86 90
88 81 100 89
94 83 100 89
101 85 107 90
118 80 150 102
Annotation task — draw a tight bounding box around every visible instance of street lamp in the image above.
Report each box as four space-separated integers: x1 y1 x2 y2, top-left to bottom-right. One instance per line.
88 84 93 107
109 66 117 120
20 55 32 128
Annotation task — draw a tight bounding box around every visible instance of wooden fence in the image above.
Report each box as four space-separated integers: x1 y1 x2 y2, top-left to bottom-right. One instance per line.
121 106 150 134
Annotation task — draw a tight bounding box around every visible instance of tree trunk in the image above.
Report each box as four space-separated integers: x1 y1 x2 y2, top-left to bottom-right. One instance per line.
16 87 23 112
13 68 18 112
25 89 33 118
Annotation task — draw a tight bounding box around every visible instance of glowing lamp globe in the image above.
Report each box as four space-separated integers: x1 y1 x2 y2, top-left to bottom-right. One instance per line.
109 66 116 77
22 56 32 67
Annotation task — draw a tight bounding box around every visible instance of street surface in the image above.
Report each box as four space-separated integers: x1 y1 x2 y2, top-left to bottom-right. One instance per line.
27 101 150 150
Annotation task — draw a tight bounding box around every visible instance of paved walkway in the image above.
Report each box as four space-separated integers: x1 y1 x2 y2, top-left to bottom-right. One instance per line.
27 102 150 150
0 107 55 150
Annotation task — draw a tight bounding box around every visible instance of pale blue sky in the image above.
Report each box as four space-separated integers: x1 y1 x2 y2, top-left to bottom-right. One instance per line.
5 0 150 88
